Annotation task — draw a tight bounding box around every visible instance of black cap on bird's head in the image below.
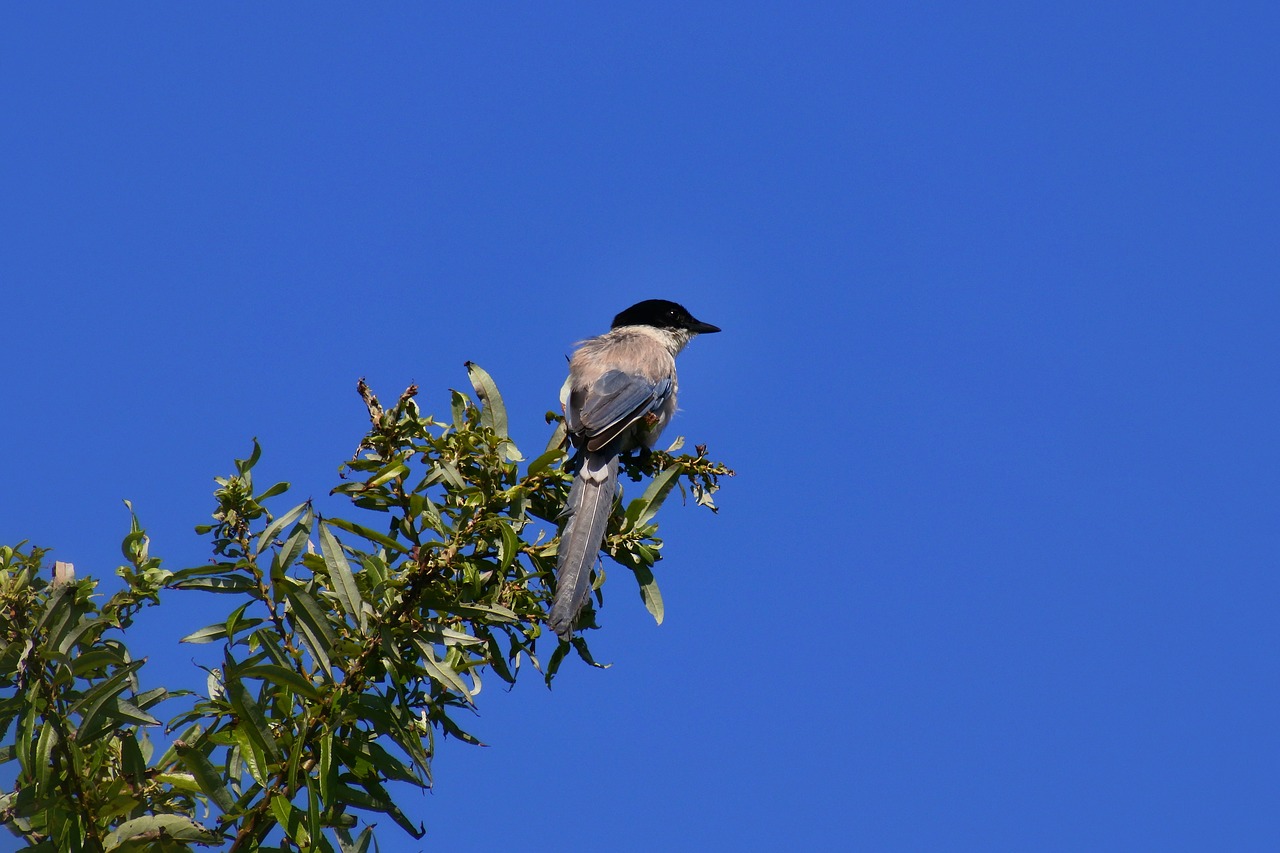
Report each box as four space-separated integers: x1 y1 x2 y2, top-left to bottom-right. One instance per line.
611 299 721 335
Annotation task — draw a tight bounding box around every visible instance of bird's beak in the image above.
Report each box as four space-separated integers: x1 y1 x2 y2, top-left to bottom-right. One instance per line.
689 319 721 334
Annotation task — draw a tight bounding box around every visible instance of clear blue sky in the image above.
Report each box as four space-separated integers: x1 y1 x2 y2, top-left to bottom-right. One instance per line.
4 4 1278 851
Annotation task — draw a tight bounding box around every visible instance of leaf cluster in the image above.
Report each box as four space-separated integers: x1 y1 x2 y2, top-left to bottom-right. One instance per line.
0 526 206 851
1 365 731 851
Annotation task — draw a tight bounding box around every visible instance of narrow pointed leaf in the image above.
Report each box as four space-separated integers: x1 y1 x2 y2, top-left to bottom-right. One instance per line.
366 459 410 488
633 563 665 625
320 521 363 627
171 575 257 594
240 664 322 702
180 618 264 644
104 814 220 848
72 660 146 738
526 447 566 476
111 698 161 727
286 589 336 676
227 680 281 763
256 501 310 556
466 361 508 437
324 517 409 554
411 637 474 703
174 742 236 814
626 463 683 527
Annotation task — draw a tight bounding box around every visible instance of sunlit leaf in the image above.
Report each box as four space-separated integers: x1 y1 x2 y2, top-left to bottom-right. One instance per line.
466 361 508 437
255 501 310 556
103 814 220 848
319 521 363 629
410 637 473 704
179 618 264 644
632 563 664 625
286 589 336 676
625 463 683 528
526 447 566 476
324 517 410 554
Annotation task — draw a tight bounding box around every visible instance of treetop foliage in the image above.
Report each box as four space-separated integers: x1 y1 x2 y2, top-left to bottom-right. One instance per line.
0 365 731 851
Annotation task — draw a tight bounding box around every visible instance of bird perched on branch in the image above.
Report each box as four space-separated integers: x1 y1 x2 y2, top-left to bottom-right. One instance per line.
548 299 721 640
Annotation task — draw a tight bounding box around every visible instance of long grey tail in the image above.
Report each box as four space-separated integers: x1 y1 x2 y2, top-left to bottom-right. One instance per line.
548 451 619 640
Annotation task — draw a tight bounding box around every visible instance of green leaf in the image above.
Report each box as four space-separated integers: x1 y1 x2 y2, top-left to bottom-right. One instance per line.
71 648 126 677
526 446 566 476
227 679 281 763
103 814 220 849
625 462 684 528
56 615 105 656
120 732 148 783
231 725 269 788
34 721 56 788
545 417 568 452
366 459 410 488
319 731 335 806
319 521 364 629
571 636 611 669
32 583 78 652
335 826 375 853
305 775 322 851
632 562 664 625
335 739 423 787
341 779 424 839
256 481 290 501
239 664 323 702
355 694 431 781
256 501 310 556
174 742 236 814
273 515 313 578
171 575 258 594
286 589 336 676
111 698 161 727
466 361 508 436
239 438 263 474
450 389 469 429
419 597 518 622
497 522 521 574
270 792 308 847
325 517 410 554
435 459 467 489
411 637 474 704
544 640 571 686
179 618 264 644
72 659 146 740
132 686 175 711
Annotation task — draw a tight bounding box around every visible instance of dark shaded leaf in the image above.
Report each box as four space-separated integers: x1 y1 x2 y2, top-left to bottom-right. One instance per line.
171 575 258 594
174 742 236 814
72 659 145 739
227 679 281 763
240 664 323 702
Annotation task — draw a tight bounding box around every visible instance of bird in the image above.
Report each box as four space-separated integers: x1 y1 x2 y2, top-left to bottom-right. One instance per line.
548 299 721 640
